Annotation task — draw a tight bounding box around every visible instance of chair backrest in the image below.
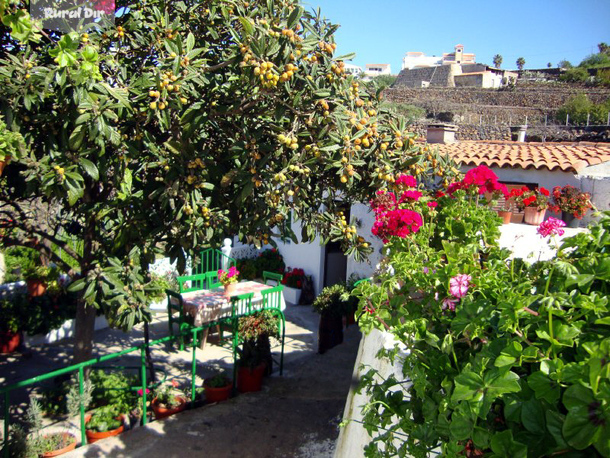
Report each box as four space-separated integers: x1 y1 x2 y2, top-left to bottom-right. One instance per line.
205 271 222 290
166 289 183 313
230 292 254 317
261 285 284 310
263 271 283 286
177 273 207 293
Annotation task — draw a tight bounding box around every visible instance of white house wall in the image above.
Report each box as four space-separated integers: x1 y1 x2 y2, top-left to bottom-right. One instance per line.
346 203 383 282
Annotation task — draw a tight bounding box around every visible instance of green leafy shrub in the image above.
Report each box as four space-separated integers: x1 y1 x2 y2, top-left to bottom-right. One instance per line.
89 369 139 414
312 284 352 318
254 248 285 278
559 67 590 83
2 246 40 283
355 168 609 457
236 257 258 280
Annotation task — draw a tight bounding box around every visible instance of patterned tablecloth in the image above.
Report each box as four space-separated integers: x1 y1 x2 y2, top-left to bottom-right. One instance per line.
181 281 285 327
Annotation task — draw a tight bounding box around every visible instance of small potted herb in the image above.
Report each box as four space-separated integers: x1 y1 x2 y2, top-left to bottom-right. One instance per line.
203 371 232 403
151 380 187 419
85 404 125 443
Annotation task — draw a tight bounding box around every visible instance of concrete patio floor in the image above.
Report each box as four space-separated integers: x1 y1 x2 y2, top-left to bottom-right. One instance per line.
1 304 362 457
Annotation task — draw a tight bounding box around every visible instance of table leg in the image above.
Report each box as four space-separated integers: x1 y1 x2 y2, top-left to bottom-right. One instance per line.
200 327 209 350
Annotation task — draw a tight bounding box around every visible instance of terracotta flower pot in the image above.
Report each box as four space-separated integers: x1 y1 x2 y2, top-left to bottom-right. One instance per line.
204 381 232 403
237 363 266 393
0 157 10 176
151 396 187 419
223 282 237 298
497 210 512 225
0 330 21 354
41 432 77 457
85 414 125 443
26 279 47 297
524 207 546 225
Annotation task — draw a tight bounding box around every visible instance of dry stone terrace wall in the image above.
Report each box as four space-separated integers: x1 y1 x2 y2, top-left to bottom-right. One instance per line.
386 84 610 109
406 122 610 142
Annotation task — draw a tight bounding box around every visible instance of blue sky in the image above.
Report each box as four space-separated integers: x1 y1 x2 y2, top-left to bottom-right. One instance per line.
304 0 610 73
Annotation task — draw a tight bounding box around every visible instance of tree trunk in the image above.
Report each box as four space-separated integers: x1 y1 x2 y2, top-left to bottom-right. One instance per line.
74 299 97 363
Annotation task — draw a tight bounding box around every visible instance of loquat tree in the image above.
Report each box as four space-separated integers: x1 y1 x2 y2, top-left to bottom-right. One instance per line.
0 0 450 362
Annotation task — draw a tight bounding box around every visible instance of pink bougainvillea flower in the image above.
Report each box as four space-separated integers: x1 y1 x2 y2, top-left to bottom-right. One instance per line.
537 217 566 238
394 174 417 188
138 388 151 396
449 274 472 298
441 297 459 312
427 201 438 208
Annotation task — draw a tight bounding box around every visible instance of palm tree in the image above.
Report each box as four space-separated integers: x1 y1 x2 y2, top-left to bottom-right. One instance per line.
516 57 526 70
492 54 503 68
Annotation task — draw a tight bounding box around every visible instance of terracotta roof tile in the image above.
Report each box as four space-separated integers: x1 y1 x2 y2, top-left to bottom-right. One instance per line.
434 141 610 173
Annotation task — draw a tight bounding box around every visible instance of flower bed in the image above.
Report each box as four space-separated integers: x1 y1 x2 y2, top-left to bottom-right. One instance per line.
353 167 609 457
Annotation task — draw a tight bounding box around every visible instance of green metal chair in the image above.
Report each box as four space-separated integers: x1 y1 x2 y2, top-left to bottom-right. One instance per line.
263 271 283 286
353 277 372 287
166 290 192 351
177 273 207 293
230 292 255 386
261 285 286 375
205 270 222 289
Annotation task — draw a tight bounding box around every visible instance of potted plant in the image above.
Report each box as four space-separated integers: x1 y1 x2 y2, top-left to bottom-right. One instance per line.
23 265 59 298
0 303 22 353
85 405 125 443
151 380 187 419
237 310 279 391
312 284 348 354
203 371 232 403
550 185 593 227
280 267 305 304
510 186 550 225
217 266 240 297
13 380 90 458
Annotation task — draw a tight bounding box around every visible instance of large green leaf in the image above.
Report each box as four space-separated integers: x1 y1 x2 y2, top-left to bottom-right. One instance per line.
563 404 602 450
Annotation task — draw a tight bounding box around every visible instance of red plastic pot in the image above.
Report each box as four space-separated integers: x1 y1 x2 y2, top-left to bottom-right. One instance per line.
204 381 232 403
0 330 21 354
237 363 266 393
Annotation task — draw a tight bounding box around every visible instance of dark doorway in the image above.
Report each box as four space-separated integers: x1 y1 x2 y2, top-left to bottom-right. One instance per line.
323 205 350 287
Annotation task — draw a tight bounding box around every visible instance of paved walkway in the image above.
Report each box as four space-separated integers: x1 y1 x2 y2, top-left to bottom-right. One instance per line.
2 304 361 457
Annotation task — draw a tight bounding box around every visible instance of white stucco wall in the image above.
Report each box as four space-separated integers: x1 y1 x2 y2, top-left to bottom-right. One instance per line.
346 203 383 282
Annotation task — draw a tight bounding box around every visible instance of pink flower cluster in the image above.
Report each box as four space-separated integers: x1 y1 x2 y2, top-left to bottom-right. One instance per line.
218 266 240 285
372 209 423 243
537 217 566 238
447 165 508 197
394 174 417 188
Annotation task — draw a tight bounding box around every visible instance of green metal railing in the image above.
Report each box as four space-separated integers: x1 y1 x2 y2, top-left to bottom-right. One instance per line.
1 299 286 457
0 325 203 458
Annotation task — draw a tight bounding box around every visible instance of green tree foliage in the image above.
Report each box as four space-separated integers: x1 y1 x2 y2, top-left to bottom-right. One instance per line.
0 0 448 361
516 57 525 70
579 52 610 69
560 67 590 83
556 94 610 125
557 59 573 69
492 54 502 68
